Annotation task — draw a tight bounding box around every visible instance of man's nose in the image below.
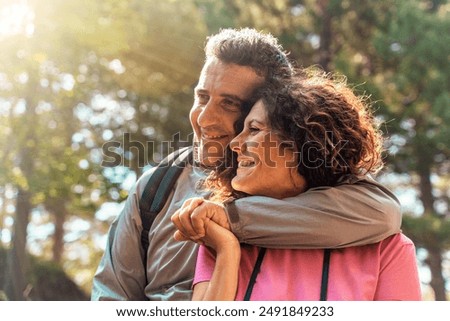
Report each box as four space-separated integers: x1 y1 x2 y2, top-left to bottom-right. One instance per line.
197 101 218 128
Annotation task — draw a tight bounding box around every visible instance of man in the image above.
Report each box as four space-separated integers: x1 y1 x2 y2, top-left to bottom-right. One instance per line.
92 28 401 300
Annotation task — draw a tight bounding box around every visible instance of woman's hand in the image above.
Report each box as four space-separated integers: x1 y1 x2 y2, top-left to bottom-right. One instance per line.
172 198 240 300
201 219 239 252
171 197 231 243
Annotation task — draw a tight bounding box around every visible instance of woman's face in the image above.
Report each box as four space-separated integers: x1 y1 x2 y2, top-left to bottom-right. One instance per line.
230 100 306 199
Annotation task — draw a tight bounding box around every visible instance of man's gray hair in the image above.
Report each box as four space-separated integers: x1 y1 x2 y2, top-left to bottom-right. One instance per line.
204 28 293 79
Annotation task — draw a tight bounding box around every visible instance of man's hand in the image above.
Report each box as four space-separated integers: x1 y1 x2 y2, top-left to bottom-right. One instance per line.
171 197 231 243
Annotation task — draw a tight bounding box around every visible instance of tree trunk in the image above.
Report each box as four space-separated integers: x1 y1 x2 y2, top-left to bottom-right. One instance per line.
317 0 333 72
53 203 66 263
5 83 37 300
426 246 447 300
0 188 5 243
45 198 67 263
417 143 447 300
5 188 32 300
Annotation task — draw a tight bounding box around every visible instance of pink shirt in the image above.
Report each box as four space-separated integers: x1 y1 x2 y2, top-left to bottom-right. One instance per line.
193 233 421 300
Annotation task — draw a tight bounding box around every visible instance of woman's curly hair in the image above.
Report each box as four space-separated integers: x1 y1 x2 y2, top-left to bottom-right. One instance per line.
206 67 384 199
261 67 384 188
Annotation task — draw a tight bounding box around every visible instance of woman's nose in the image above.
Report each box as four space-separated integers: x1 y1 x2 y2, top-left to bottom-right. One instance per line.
230 132 244 153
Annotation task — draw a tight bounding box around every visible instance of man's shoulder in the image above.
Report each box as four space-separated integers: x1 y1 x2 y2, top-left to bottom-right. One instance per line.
135 148 194 197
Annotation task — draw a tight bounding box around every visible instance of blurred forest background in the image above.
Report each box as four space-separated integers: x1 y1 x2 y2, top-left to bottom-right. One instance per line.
0 0 449 301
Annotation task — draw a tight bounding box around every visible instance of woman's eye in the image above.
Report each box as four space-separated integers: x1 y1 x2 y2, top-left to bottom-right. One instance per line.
249 127 260 133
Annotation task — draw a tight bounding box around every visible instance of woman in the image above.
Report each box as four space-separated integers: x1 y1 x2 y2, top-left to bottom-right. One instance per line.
180 68 421 300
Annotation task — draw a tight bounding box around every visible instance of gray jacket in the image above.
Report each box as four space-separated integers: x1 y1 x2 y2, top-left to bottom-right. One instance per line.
92 163 401 300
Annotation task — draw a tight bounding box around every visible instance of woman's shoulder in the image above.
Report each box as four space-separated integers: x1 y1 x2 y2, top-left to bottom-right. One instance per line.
378 233 416 253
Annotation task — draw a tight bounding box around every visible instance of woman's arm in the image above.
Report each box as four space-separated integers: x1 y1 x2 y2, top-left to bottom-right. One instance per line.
192 221 241 301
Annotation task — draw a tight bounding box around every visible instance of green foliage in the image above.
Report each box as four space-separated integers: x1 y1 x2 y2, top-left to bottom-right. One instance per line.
402 215 450 249
0 247 88 300
0 0 209 213
194 0 236 32
370 0 450 176
0 0 208 297
118 0 207 96
29 259 89 300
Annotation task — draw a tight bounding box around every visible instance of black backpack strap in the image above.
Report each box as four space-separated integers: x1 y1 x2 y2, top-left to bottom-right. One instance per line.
243 247 331 301
150 149 193 213
244 247 266 301
139 146 193 277
320 249 331 301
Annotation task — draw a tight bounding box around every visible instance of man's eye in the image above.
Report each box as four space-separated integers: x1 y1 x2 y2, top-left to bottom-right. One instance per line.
222 99 240 110
196 94 209 104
